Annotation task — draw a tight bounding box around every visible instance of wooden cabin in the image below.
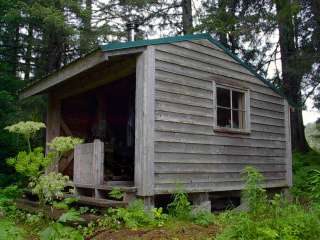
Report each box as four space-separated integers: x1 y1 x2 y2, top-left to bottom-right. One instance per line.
20 33 292 210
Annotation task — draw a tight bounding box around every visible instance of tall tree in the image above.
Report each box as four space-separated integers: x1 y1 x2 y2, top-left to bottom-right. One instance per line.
182 0 193 34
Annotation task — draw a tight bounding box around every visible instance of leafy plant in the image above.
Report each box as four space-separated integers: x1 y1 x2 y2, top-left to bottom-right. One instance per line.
39 210 84 240
6 147 51 178
168 186 192 219
193 210 215 226
241 166 267 214
29 172 74 205
47 136 83 158
309 169 320 202
0 219 25 240
108 187 124 200
4 121 45 152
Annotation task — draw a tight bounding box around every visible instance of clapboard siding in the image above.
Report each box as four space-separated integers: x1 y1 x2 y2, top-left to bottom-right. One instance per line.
152 39 288 194
155 120 285 140
154 179 287 193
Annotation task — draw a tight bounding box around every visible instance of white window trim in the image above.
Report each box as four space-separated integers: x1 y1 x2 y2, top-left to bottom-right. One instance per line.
212 81 251 134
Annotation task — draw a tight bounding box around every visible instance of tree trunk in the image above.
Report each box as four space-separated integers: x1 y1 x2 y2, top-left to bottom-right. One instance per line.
181 0 193 34
80 0 93 55
275 0 309 152
25 24 33 81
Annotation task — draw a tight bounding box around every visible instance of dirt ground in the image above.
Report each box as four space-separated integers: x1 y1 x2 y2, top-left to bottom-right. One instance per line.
90 223 221 240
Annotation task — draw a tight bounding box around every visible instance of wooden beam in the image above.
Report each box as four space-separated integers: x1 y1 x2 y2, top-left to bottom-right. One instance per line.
20 51 109 99
135 46 155 196
284 99 292 186
59 152 74 173
56 57 136 100
61 118 73 136
46 93 61 172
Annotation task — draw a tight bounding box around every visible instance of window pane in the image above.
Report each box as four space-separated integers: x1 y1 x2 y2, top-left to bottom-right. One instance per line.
232 90 244 110
217 87 230 108
217 107 231 127
232 110 245 129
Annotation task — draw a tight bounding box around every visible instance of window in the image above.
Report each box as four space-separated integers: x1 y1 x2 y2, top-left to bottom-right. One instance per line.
214 84 250 132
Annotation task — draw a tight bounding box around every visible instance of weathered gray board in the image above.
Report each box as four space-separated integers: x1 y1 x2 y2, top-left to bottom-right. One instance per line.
152 39 289 194
74 139 104 188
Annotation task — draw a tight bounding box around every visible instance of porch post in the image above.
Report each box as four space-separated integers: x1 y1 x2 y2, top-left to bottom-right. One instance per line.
46 92 61 172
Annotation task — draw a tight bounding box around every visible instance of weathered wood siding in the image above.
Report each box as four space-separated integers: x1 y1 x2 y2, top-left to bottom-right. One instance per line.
153 39 288 193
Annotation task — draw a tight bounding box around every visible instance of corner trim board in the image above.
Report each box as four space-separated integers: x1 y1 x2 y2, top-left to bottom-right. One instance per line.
135 46 155 196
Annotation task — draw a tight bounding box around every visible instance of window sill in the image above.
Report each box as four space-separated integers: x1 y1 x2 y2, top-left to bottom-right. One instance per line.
213 127 251 135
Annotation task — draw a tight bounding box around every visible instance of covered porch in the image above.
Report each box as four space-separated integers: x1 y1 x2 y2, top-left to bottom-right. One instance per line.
20 46 156 206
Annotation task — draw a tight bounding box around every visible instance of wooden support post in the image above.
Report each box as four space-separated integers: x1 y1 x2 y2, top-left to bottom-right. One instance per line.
46 93 61 172
135 46 155 197
190 192 211 213
142 196 154 211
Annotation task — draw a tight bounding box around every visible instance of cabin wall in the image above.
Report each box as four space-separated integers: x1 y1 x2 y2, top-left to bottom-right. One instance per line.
153 39 288 194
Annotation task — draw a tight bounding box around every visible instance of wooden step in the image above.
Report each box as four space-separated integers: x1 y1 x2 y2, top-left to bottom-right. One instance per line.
75 183 137 193
77 196 128 208
96 184 137 192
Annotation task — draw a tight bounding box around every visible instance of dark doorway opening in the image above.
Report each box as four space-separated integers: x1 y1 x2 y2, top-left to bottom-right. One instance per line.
61 74 136 183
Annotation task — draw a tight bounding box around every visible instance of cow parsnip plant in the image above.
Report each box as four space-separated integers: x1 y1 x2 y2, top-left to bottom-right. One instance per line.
4 121 45 152
47 136 83 156
5 121 50 178
6 147 51 178
29 172 74 205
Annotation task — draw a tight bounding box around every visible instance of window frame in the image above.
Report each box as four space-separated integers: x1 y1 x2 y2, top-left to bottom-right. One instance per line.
212 81 251 134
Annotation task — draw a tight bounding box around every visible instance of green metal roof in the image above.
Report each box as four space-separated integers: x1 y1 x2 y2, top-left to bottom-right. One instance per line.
100 33 284 98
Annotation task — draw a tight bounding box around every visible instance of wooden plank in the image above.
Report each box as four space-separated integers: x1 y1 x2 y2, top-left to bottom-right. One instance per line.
46 93 61 172
156 79 213 99
155 101 213 117
154 179 288 193
61 118 73 136
284 100 292 186
154 142 285 157
59 152 74 173
172 40 238 63
57 57 136 99
155 50 268 89
155 90 213 108
156 43 253 76
20 51 108 99
251 114 285 127
251 123 285 135
154 152 286 164
251 99 284 112
155 69 212 90
155 172 286 184
156 110 213 126
155 61 281 98
155 131 286 149
251 107 285 120
135 46 155 196
154 162 286 173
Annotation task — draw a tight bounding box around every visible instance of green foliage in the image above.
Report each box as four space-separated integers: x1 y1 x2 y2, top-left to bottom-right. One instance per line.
215 166 320 240
291 151 320 202
0 219 25 240
241 166 267 214
107 200 161 230
108 187 124 200
168 186 192 219
47 136 83 156
4 121 46 139
29 172 74 205
6 147 51 178
39 210 84 240
192 210 215 227
309 170 320 202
